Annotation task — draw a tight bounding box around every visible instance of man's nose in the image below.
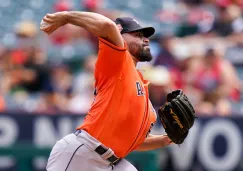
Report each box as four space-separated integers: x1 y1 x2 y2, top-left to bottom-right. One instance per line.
144 37 149 43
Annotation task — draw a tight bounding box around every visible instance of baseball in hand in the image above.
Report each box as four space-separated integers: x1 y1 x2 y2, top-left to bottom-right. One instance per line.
40 19 52 30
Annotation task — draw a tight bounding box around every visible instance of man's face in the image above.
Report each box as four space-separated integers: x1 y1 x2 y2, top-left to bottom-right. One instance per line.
122 31 153 62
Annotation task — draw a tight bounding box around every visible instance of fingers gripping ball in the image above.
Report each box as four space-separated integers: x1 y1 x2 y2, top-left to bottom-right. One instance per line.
40 19 50 30
158 90 196 144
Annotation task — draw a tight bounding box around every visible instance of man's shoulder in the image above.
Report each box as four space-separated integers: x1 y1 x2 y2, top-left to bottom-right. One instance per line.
98 37 127 52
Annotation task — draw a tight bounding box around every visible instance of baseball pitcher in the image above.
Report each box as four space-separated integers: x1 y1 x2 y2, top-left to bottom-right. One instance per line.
40 11 196 171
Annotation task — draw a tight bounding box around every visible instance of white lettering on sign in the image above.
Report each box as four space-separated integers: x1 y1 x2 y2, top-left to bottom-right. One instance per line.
0 116 18 146
34 117 57 147
34 116 84 147
198 119 242 171
168 119 242 171
170 121 200 170
58 117 73 137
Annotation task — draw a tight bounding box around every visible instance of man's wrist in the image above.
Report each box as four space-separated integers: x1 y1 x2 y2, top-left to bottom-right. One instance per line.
63 11 69 24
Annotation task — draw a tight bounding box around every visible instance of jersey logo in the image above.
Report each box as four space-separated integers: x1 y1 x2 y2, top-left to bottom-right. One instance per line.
136 81 144 96
133 19 139 25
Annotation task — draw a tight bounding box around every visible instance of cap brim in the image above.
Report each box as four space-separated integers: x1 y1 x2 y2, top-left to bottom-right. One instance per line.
131 27 155 38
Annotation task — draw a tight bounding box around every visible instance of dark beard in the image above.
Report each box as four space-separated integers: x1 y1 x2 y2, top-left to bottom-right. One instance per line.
128 43 153 62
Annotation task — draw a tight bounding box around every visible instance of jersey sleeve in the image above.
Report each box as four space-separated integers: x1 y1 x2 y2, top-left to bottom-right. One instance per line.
95 37 127 77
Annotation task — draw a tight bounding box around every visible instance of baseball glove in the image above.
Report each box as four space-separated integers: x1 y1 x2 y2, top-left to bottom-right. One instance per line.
158 90 196 144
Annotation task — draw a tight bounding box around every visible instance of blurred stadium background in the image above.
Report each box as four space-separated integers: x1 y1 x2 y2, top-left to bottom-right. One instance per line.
0 0 243 170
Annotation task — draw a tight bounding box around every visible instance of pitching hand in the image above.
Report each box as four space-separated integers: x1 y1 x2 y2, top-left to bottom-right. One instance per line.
40 11 68 35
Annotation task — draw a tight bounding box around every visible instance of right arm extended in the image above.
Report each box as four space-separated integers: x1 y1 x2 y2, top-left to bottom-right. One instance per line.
40 11 124 48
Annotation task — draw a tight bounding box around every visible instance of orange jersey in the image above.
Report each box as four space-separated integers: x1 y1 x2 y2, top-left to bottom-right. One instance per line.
77 37 157 158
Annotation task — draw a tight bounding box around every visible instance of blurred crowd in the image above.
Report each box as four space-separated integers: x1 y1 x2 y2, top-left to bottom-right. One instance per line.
0 0 243 116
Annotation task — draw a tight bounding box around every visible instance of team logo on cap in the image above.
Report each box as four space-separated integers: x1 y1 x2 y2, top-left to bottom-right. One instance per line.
132 19 139 25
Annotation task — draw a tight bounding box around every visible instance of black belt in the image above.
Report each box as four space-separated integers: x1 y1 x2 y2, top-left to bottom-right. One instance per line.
74 130 121 165
95 145 121 165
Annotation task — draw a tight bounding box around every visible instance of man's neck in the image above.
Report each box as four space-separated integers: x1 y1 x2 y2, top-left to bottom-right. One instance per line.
132 56 139 66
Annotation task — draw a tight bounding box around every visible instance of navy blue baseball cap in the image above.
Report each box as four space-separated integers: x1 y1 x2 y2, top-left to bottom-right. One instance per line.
115 17 155 38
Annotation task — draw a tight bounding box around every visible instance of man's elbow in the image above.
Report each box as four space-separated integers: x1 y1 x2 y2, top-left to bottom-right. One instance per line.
101 21 118 35
101 21 124 47
103 20 116 28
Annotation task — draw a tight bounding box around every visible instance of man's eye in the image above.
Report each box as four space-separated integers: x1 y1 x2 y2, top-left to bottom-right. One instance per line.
136 32 143 37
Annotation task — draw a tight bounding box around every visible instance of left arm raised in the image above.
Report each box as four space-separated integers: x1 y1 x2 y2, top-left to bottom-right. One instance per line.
135 134 173 151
